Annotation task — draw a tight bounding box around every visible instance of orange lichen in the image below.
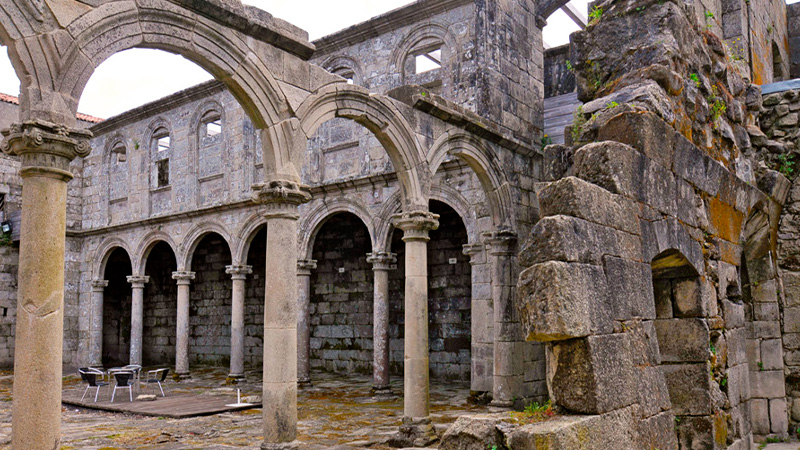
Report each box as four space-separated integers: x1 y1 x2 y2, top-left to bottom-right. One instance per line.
708 197 744 243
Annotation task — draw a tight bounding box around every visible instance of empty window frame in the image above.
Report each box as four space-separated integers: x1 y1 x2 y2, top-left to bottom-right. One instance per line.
111 142 127 163
156 159 170 188
201 113 222 137
415 48 442 74
157 135 170 152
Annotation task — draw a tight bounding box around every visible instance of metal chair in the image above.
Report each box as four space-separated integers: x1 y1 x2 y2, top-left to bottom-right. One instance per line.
78 367 108 402
111 371 135 402
122 364 142 391
145 368 170 397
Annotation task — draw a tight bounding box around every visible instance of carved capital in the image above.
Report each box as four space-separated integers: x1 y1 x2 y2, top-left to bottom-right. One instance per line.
462 243 487 265
91 279 109 291
172 271 196 285
296 259 317 276
392 210 439 242
367 252 397 271
226 265 253 280
482 229 518 256
126 275 150 288
1 120 92 180
251 180 311 220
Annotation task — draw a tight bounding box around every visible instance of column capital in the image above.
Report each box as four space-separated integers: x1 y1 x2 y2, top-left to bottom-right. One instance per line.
91 279 109 291
367 252 397 271
482 229 518 256
296 259 317 276
1 120 93 180
226 265 253 280
392 210 439 242
172 271 196 285
126 275 150 288
251 180 311 220
462 243 486 265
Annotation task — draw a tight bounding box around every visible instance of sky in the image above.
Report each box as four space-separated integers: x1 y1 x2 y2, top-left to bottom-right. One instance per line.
1 0 794 119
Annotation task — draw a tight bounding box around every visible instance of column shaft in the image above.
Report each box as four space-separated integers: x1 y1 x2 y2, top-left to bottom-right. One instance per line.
227 265 252 381
127 276 149 366
367 252 396 394
173 271 195 378
89 280 109 367
296 260 316 386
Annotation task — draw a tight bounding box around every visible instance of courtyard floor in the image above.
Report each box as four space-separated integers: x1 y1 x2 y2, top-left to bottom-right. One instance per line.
0 368 491 449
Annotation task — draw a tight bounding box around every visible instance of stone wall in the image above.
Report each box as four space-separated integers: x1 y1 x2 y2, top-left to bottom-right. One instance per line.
790 3 800 80
544 45 576 99
102 248 132 367
189 234 233 366
244 227 266 368
721 0 791 84
142 243 177 366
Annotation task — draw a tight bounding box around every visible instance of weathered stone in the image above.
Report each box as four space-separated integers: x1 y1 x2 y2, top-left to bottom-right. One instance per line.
601 256 656 321
439 414 510 450
655 318 710 363
508 407 638 450
662 363 714 416
596 111 676 170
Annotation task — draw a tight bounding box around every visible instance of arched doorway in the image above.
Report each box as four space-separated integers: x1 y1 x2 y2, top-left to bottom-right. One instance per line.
102 247 133 367
142 241 178 366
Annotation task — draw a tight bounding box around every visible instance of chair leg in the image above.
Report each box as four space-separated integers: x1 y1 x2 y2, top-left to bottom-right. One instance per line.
129 387 132 402
111 386 116 402
158 381 165 397
94 386 101 403
81 385 89 402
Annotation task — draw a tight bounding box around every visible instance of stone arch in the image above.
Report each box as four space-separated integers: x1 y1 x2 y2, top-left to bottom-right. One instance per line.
299 198 376 260
428 131 514 229
54 0 292 131
537 0 573 21
430 183 479 244
389 21 457 84
179 221 233 271
320 55 363 85
133 231 179 276
296 83 429 209
234 212 268 266
93 237 134 280
374 190 404 253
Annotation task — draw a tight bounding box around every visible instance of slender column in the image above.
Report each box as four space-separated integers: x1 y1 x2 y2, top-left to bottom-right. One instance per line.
173 271 195 379
463 243 493 396
127 275 150 366
226 265 253 382
89 280 109 367
253 180 311 450
484 230 522 407
366 252 396 396
392 210 439 445
296 259 316 387
2 120 92 448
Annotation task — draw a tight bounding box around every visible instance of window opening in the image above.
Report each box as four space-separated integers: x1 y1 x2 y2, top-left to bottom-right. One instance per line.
157 159 169 188
112 142 127 163
157 135 170 152
415 48 442 74
206 119 222 136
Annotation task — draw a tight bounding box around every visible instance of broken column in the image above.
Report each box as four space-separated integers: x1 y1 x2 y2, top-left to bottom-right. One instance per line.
253 180 311 450
367 251 396 396
2 120 91 448
173 271 195 379
226 265 252 382
296 259 316 387
127 275 149 366
392 210 439 446
89 279 109 367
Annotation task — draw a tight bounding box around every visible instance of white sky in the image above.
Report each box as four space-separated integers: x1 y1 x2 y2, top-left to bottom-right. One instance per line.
1 0 794 119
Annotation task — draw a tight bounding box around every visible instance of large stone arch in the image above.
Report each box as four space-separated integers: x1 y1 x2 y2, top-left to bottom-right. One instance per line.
430 183 479 244
93 236 134 280
179 221 234 271
233 212 267 266
133 230 179 276
296 84 429 209
299 198 376 260
428 131 515 230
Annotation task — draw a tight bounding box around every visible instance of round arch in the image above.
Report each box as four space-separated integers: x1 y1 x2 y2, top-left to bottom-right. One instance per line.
233 212 268 266
428 131 514 229
374 190 404 254
296 83 429 209
179 222 234 271
93 237 134 280
133 231 179 276
389 21 458 84
320 55 363 85
430 183 479 244
299 198 376 260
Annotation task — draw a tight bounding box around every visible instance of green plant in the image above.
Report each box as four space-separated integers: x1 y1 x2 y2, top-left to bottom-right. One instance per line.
133 139 140 150
588 6 603 25
777 153 795 178
707 87 727 127
704 10 715 29
758 361 764 371
606 101 619 109
709 343 716 355
571 106 587 144
541 134 552 150
0 233 11 247
565 60 574 72
689 73 701 88
508 400 556 425
720 376 727 387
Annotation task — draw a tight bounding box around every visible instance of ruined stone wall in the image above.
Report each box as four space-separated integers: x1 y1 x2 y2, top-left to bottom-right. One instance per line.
142 244 177 366
543 45 575 99
189 235 233 366
721 0 790 84
790 3 800 80
102 249 132 367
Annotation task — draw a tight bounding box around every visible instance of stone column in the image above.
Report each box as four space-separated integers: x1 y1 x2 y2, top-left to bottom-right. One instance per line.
226 265 252 383
484 230 522 407
2 120 91 448
127 275 150 366
296 259 316 387
173 271 195 379
89 279 109 367
253 180 311 450
366 252 396 397
392 210 439 446
463 243 493 396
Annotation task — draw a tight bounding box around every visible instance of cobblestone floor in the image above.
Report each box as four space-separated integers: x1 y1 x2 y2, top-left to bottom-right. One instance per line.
0 368 491 449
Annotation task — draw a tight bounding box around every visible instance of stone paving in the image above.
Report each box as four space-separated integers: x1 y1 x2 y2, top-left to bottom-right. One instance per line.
0 368 491 449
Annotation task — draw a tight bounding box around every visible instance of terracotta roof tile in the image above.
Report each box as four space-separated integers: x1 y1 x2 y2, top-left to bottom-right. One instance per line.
0 92 104 124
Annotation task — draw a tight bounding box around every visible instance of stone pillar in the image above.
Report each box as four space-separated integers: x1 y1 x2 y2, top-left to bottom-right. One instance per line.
226 265 252 383
484 230 522 407
2 120 91 448
366 252 397 396
173 271 195 379
89 279 109 367
392 210 439 446
127 275 150 366
296 259 316 387
253 180 311 450
462 243 493 396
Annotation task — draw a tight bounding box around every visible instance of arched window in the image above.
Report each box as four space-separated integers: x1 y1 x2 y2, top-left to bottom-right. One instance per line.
152 127 171 189
322 56 362 86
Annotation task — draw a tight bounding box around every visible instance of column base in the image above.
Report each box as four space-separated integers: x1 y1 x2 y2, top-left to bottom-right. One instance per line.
467 390 492 405
260 440 300 450
226 374 245 385
174 372 191 381
387 417 438 448
370 385 396 399
489 398 514 409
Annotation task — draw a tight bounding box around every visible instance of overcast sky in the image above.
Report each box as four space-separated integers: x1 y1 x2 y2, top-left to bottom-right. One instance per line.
3 0 796 119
